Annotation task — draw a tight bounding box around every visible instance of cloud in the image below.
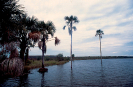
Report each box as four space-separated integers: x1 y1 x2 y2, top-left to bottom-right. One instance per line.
19 0 133 56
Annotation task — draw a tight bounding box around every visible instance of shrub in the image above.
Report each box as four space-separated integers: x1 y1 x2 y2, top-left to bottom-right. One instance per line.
56 54 64 61
0 57 24 77
45 57 50 61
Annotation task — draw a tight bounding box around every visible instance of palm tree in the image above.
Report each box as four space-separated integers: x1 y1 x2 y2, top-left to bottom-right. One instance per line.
95 29 104 64
29 21 60 71
63 15 79 69
16 14 38 62
0 0 24 45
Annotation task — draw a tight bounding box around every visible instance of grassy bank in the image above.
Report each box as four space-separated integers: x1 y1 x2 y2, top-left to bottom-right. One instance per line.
24 60 69 70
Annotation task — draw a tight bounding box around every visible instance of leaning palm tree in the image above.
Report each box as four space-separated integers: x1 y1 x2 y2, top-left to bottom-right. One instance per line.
95 29 104 64
29 21 60 72
63 15 79 69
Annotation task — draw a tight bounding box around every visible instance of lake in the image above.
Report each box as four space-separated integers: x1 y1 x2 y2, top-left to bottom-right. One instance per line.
0 58 133 87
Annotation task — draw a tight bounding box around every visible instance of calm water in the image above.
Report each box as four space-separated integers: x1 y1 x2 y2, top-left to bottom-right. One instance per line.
0 58 133 87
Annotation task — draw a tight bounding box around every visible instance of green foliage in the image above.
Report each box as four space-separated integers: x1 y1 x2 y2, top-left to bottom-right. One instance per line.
63 57 70 61
72 54 75 58
63 15 79 35
0 0 59 64
56 54 64 61
95 29 104 38
45 57 51 61
0 0 24 44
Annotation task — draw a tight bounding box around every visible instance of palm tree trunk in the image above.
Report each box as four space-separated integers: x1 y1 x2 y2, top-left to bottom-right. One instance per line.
70 21 72 69
42 35 45 68
25 47 29 63
99 36 102 64
20 36 26 61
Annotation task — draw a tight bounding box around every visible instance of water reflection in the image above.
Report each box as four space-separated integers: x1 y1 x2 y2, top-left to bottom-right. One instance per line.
41 73 45 87
39 70 48 87
70 69 74 86
100 64 107 86
0 59 133 87
19 74 29 87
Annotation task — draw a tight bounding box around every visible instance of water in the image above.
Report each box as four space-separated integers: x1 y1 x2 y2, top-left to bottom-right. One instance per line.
0 58 133 87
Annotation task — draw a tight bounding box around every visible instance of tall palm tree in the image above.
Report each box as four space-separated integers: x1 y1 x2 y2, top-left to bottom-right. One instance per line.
95 29 104 64
63 15 79 69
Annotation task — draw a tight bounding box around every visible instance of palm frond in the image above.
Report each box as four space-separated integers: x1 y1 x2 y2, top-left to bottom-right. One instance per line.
28 32 41 42
95 34 98 37
73 16 79 23
38 41 43 49
66 21 70 25
63 26 66 30
36 21 46 31
55 37 60 46
72 26 77 31
63 15 79 35
45 21 56 37
64 16 70 21
70 15 73 21
95 29 104 37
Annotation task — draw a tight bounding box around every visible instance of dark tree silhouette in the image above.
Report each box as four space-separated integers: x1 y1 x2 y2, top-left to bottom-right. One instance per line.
0 0 24 45
17 14 38 62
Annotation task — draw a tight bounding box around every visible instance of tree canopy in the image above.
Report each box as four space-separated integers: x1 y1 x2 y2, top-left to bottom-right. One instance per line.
63 15 79 35
0 0 60 61
0 0 24 44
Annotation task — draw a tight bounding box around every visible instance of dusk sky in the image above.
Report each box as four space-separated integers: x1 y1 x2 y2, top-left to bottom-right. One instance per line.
18 0 133 56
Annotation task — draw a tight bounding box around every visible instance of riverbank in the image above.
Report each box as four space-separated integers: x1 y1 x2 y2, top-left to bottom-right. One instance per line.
73 56 133 60
24 60 69 70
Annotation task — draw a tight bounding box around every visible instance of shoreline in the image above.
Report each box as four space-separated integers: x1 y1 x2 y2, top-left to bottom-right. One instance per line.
24 60 69 70
73 57 133 60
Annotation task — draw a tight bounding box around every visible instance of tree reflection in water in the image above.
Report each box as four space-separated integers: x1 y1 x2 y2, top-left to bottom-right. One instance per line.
19 74 29 87
70 69 74 86
40 71 47 87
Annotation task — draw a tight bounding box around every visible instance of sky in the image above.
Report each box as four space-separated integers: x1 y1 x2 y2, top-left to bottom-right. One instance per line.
18 0 133 57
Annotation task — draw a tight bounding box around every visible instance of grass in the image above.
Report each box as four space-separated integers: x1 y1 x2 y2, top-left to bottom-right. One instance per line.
24 60 69 70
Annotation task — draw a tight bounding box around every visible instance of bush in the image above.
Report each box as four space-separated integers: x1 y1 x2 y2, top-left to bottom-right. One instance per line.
45 57 50 61
37 57 40 60
63 57 70 61
56 54 64 61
